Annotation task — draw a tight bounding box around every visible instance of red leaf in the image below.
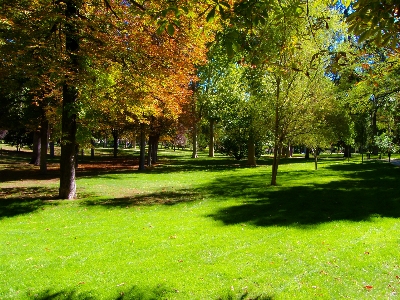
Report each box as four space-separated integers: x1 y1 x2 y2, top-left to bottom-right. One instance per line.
364 285 373 290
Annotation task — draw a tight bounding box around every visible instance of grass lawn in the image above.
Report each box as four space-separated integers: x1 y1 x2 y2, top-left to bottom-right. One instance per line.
1 147 400 299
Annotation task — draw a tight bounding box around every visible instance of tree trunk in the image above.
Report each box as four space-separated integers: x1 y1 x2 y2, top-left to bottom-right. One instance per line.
132 135 136 149
371 108 379 155
305 147 310 159
40 119 48 174
91 138 95 159
30 129 41 166
314 149 318 170
247 135 256 166
271 77 281 186
59 0 79 199
271 145 280 186
343 144 352 158
152 135 159 164
284 145 290 158
209 119 214 157
75 144 79 169
49 141 55 158
192 122 198 158
59 83 78 199
112 129 118 158
147 136 152 167
138 123 146 171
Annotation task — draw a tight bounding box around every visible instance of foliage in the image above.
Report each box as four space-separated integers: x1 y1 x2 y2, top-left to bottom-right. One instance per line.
3 130 33 150
346 0 400 48
374 132 398 154
334 43 400 154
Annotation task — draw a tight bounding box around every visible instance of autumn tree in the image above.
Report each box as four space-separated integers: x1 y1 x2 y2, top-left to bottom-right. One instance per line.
1 0 214 198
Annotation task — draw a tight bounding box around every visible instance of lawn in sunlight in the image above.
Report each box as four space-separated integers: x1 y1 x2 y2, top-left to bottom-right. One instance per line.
1 149 400 299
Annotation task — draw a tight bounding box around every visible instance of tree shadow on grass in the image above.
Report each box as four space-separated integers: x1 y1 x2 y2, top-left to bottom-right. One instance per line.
29 285 274 300
28 284 177 299
217 290 274 300
206 161 400 227
82 190 200 208
0 186 59 219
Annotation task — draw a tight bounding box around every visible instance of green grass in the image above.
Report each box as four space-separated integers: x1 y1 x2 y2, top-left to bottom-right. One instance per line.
1 149 400 299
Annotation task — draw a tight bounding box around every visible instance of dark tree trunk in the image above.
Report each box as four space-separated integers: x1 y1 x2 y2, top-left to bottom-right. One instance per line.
271 77 281 186
30 129 41 165
371 108 379 155
151 135 159 164
139 123 146 171
59 0 80 199
91 138 95 159
271 146 280 186
343 144 352 158
305 147 310 159
112 129 118 158
59 83 78 199
209 119 214 157
75 145 80 169
40 119 48 174
49 141 55 158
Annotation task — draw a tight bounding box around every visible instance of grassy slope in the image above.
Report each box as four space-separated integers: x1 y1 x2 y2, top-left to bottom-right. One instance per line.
1 149 400 299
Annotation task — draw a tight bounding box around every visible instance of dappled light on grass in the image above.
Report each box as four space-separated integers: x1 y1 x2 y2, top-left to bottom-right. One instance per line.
1 150 400 299
205 160 400 227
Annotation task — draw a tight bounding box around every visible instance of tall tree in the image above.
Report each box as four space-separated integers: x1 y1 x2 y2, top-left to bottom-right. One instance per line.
238 0 345 185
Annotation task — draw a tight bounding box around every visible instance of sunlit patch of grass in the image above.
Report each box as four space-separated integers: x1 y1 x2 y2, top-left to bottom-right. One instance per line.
1 149 400 299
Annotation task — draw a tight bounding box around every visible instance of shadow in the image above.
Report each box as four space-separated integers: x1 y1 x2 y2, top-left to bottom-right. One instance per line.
28 284 175 299
217 290 274 300
83 190 200 208
206 161 400 227
151 156 272 174
0 156 141 183
0 186 59 219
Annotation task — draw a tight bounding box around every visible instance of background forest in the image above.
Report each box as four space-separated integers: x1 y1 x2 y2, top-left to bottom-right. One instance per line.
0 0 399 196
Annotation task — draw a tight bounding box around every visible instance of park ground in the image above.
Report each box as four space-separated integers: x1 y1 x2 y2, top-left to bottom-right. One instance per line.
0 146 400 299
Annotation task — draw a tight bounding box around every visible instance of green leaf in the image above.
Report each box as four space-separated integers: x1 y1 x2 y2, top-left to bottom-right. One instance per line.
156 20 167 35
226 41 234 58
167 23 175 36
358 30 370 43
160 9 168 17
343 0 351 7
206 7 216 22
181 6 189 14
220 1 230 9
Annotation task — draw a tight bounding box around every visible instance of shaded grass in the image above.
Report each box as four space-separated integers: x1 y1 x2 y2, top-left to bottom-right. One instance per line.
1 149 400 299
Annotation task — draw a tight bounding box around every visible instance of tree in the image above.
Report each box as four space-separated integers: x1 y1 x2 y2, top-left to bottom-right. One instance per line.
375 132 398 162
1 0 213 198
346 0 400 48
238 0 345 185
334 45 400 156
